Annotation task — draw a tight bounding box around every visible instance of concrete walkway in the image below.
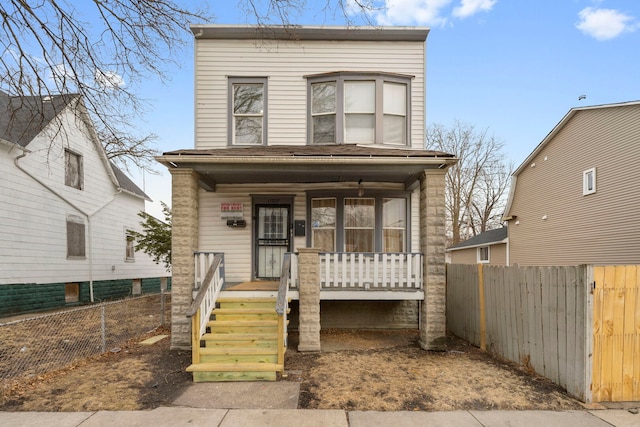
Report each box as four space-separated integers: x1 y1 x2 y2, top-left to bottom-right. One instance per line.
1 408 639 427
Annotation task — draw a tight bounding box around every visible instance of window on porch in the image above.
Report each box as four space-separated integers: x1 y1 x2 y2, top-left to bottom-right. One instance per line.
310 194 407 253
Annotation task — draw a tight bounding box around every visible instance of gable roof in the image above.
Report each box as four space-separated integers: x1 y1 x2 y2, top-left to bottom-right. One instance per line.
1 91 150 201
110 162 151 201
0 91 78 147
447 227 508 251
503 100 640 219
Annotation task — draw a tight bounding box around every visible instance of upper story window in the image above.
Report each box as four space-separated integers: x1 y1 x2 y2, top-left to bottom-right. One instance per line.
229 77 267 145
65 149 83 190
583 167 596 195
307 72 411 146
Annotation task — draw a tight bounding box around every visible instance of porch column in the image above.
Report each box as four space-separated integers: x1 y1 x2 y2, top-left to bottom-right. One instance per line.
297 248 321 352
419 169 447 350
169 168 199 350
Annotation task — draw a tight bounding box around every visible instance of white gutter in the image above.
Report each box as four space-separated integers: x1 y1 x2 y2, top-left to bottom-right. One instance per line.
14 150 122 303
157 154 457 168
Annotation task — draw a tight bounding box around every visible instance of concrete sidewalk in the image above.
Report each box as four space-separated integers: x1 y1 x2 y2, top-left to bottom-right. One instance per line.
1 408 639 427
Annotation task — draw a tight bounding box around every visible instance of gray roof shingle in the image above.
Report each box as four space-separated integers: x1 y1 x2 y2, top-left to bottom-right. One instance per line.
448 227 508 251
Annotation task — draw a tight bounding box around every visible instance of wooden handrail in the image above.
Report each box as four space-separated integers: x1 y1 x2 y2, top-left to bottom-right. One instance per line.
276 253 291 315
276 253 291 368
186 253 223 318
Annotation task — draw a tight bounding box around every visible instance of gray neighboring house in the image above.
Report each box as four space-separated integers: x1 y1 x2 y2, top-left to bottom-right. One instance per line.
447 227 508 266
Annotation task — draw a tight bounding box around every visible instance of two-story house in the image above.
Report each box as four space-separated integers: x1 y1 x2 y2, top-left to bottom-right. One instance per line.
0 91 170 317
157 25 456 381
503 100 640 266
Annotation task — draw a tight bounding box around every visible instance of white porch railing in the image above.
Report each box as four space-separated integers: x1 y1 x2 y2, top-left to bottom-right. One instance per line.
186 252 225 356
288 252 423 291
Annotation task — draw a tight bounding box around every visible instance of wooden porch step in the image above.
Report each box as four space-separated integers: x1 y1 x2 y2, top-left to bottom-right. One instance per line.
208 320 279 328
187 362 283 372
200 347 277 356
217 297 277 309
200 351 278 364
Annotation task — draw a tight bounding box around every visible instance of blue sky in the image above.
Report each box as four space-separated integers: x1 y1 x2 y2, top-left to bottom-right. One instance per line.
131 0 640 218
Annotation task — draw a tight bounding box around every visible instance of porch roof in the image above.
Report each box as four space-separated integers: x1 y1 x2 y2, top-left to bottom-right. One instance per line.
157 145 456 191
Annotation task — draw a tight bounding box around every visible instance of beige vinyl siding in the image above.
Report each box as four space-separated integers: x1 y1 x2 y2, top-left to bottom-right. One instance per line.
195 38 425 149
449 243 507 266
449 247 478 265
489 243 507 266
508 104 640 265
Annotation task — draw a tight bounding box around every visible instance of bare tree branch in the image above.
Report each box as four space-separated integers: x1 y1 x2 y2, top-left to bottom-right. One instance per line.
426 120 513 245
0 0 209 171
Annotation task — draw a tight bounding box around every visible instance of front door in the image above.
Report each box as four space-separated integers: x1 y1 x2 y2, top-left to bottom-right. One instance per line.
255 204 291 280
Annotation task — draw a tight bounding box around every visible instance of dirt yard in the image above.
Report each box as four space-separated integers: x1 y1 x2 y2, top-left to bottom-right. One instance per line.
0 328 582 412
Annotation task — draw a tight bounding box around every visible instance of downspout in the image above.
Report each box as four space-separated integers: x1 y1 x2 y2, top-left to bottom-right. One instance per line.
14 150 122 303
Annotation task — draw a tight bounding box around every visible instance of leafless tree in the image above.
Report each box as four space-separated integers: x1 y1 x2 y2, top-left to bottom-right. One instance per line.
0 0 209 171
426 121 512 245
1 1 378 171
238 0 378 26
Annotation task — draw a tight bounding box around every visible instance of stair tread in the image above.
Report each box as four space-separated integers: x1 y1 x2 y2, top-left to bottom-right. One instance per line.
187 362 283 372
202 333 278 340
213 308 277 314
217 297 276 303
200 347 278 355
208 320 278 327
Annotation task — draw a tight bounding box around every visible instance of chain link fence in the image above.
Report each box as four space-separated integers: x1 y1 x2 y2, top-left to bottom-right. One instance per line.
0 292 170 383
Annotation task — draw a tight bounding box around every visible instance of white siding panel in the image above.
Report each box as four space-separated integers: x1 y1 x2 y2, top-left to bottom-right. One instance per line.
195 39 426 149
0 112 168 285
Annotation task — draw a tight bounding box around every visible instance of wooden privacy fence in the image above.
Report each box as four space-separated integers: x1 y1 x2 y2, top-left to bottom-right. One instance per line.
446 264 640 403
592 265 640 402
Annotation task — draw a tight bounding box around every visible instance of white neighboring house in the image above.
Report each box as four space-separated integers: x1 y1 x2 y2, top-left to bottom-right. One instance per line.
0 91 170 317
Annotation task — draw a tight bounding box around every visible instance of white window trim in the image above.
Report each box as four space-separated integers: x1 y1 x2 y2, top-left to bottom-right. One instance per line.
477 246 490 264
583 167 596 195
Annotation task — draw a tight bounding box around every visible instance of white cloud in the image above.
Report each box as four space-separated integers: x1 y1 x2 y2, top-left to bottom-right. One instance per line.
375 0 453 26
95 69 125 89
576 7 637 40
452 0 497 19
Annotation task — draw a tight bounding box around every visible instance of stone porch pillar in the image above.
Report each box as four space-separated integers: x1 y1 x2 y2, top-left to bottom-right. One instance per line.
169 168 199 350
297 248 321 352
419 169 447 350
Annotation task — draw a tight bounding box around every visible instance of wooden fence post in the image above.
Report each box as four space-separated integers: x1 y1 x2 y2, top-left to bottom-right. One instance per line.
478 263 486 351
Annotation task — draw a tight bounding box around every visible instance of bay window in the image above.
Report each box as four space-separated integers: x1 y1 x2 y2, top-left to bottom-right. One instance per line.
309 193 408 253
307 72 411 146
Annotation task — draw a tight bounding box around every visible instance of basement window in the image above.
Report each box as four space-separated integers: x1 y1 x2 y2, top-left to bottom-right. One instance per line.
65 283 79 303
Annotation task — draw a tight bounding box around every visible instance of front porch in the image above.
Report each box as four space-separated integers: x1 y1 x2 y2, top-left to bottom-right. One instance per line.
185 250 426 381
